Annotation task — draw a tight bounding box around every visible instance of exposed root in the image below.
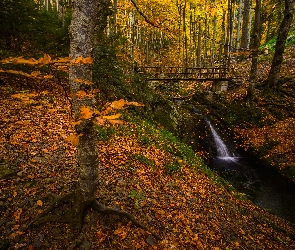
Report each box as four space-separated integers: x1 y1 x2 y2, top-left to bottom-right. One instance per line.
26 191 92 231
92 199 161 240
25 191 161 242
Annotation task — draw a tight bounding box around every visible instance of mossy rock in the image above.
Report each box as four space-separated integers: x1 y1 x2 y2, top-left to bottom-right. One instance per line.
0 160 16 179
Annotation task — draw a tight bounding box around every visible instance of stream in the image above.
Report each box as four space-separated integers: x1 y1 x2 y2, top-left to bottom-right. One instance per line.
206 119 295 224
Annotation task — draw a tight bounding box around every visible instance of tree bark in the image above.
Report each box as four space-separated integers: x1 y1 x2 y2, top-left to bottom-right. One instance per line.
69 0 100 200
247 0 261 102
236 0 243 50
267 0 294 87
241 0 250 49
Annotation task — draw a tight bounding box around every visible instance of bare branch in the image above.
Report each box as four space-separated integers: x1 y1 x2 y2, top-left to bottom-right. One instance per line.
129 0 159 28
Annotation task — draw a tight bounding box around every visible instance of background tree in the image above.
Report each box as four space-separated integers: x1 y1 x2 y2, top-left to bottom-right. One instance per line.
241 0 251 49
247 0 261 102
0 0 70 55
267 0 294 87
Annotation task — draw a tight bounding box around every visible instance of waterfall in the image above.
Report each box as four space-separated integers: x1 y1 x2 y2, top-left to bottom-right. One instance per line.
206 120 237 161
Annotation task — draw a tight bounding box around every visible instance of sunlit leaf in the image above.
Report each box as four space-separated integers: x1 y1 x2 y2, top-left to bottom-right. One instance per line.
37 200 43 206
111 99 127 109
66 134 81 146
74 78 93 85
82 57 94 64
103 113 122 120
95 117 105 125
109 119 124 125
80 106 94 119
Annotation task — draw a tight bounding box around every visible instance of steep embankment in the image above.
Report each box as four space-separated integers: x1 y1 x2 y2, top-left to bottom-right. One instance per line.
1 69 295 249
195 44 295 182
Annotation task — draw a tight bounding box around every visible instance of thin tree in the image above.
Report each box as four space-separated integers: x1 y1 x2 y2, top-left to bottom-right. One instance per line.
236 0 243 50
267 0 294 87
241 0 251 49
28 0 159 240
247 0 261 102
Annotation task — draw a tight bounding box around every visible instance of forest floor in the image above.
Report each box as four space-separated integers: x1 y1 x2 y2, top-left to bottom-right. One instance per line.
1 64 295 249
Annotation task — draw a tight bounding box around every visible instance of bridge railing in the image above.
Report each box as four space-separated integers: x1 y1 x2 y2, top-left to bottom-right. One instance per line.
139 66 229 80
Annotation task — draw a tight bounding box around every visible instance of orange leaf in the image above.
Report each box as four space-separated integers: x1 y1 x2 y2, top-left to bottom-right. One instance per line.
14 208 23 222
114 226 128 240
76 90 87 99
37 200 43 207
38 54 51 65
111 99 127 109
44 74 53 79
95 117 105 125
66 134 81 146
80 106 93 119
103 113 122 120
74 78 93 85
71 56 83 64
83 57 94 64
10 231 24 239
109 119 124 125
128 101 144 107
55 57 69 63
96 230 107 243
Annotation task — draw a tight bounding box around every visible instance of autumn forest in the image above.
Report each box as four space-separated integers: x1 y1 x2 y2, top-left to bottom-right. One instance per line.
1 0 295 249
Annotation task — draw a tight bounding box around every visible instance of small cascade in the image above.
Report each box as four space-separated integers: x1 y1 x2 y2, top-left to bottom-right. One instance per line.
206 120 237 161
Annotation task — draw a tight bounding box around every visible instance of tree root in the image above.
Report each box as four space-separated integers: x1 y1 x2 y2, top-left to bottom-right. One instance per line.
25 191 161 241
92 199 161 240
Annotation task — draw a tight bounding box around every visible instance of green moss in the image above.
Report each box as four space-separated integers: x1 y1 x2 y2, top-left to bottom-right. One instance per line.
0 161 15 179
128 189 145 207
131 154 155 168
96 126 115 142
281 164 295 180
164 160 181 174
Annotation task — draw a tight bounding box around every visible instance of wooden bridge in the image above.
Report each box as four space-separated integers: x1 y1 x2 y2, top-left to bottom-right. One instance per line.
139 66 230 81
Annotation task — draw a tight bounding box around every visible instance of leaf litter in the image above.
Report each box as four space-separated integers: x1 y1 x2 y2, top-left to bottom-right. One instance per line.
0 75 295 249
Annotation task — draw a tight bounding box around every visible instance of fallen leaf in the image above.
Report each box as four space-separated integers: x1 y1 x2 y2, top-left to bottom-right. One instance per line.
103 113 122 120
109 119 124 125
37 200 43 206
80 106 94 119
66 134 81 146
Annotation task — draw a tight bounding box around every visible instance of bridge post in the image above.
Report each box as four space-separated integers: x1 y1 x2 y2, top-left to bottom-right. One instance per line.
212 80 229 92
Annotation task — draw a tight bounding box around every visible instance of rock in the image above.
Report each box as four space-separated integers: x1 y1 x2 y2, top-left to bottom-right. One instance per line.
273 154 288 163
33 239 42 248
146 234 158 246
80 240 91 250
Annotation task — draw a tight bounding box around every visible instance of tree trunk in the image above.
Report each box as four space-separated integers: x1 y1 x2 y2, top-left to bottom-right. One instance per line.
241 0 250 49
183 0 188 69
69 0 100 201
236 0 243 50
267 0 294 87
247 0 261 102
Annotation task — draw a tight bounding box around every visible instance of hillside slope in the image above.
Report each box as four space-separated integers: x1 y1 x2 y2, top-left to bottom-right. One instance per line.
0 71 295 249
